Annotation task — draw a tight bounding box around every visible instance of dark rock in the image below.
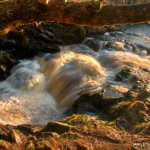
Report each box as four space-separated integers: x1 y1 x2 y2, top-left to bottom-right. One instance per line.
76 144 88 150
0 22 86 59
41 122 76 134
115 66 138 83
9 130 22 144
34 139 53 150
72 90 121 115
0 126 11 142
16 125 34 135
83 38 100 51
125 101 149 125
126 80 150 100
0 51 17 80
41 22 86 44
0 36 16 50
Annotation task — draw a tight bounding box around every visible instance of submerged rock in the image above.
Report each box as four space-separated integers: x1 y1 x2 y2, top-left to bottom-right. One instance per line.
83 38 100 51
115 66 138 83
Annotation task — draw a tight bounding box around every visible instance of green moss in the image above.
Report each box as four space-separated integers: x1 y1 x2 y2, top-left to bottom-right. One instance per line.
35 140 54 150
63 114 98 126
109 101 131 118
61 131 81 139
135 123 150 135
125 101 149 125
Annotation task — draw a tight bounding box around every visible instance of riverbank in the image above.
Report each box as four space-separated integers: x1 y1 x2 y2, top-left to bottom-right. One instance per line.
1 2 150 28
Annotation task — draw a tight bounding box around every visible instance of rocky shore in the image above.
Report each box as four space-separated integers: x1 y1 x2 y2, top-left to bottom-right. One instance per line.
0 22 149 150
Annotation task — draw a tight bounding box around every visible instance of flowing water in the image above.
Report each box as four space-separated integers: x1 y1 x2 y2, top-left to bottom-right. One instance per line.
0 23 150 125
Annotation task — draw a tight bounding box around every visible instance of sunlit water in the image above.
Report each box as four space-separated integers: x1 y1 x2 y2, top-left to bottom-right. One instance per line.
0 24 150 125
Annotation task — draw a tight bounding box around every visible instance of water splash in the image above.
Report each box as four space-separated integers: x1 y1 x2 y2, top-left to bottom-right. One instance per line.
0 51 106 125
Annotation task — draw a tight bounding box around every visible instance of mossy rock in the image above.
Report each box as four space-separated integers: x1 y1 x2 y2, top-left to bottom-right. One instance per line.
61 131 81 139
34 140 54 150
126 80 150 100
135 122 150 135
108 101 131 119
26 140 36 150
125 101 149 125
0 140 11 150
41 122 76 134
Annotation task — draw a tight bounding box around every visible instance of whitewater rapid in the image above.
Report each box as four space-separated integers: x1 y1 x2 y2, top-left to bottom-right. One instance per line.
0 52 106 125
0 23 150 125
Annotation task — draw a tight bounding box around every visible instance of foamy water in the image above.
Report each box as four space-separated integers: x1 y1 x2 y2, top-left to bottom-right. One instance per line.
0 24 150 125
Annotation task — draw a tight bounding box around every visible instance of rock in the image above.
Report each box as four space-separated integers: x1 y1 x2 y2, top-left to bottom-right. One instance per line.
41 22 86 44
9 130 22 144
62 131 81 139
41 122 76 134
109 101 131 119
17 125 43 135
115 66 138 83
125 101 149 125
0 51 17 80
34 140 53 150
26 140 35 150
126 80 150 100
0 126 11 142
0 140 11 150
135 122 150 135
83 38 100 51
72 89 122 115
0 22 65 59
111 41 126 51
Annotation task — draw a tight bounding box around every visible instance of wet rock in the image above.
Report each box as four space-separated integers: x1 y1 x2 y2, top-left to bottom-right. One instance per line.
41 22 86 44
25 140 35 150
115 66 138 83
17 125 43 135
0 23 64 58
0 51 17 80
61 131 81 139
126 80 150 100
34 139 53 150
0 36 16 50
109 101 131 119
72 89 122 114
76 144 88 150
41 122 76 134
83 38 100 51
125 101 149 125
0 126 11 142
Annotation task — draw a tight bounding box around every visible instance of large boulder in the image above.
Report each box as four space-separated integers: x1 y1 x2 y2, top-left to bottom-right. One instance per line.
0 22 86 59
